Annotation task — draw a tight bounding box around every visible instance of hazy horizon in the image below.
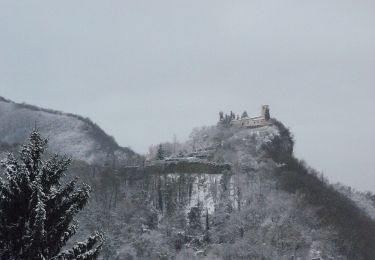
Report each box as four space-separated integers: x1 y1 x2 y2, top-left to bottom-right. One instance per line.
1 0 374 192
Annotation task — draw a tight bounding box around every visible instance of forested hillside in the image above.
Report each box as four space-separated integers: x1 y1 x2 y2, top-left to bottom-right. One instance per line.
66 120 375 259
1 99 374 259
0 97 140 165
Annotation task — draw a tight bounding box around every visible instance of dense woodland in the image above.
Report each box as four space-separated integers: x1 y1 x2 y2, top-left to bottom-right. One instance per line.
1 118 375 259
59 120 375 259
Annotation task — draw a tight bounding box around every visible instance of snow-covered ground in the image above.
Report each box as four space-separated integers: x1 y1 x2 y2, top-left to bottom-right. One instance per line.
0 98 135 163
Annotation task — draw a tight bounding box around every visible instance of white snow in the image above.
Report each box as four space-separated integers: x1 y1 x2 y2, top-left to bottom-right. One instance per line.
0 100 128 163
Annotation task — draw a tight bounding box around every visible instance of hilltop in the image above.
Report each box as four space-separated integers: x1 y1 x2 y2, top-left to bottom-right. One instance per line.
0 96 140 165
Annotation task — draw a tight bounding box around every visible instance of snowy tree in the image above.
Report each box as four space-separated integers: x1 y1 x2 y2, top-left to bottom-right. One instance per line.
156 144 165 160
230 111 235 119
188 205 202 231
264 107 270 120
241 111 248 118
219 111 224 121
0 130 103 259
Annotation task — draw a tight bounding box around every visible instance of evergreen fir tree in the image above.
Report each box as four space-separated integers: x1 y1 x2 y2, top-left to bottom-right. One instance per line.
219 113 233 127
0 130 103 259
230 111 235 119
188 205 202 231
241 111 248 118
156 144 165 160
264 107 270 120
219 111 224 121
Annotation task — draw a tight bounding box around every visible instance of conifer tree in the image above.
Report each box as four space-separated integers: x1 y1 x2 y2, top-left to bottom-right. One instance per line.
156 144 165 160
188 206 202 231
219 111 224 121
0 130 103 259
264 107 270 120
230 111 235 119
241 111 248 118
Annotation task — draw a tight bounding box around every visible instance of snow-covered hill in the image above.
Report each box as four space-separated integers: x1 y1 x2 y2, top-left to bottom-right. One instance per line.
75 120 375 259
0 96 139 164
2 97 373 259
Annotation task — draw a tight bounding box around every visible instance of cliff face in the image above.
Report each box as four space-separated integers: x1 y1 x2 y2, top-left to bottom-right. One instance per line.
0 97 139 164
115 123 284 219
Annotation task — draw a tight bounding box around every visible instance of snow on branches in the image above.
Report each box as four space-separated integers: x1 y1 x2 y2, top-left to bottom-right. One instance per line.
0 130 103 259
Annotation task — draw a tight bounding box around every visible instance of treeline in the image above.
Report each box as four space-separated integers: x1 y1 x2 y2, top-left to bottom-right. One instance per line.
269 120 375 260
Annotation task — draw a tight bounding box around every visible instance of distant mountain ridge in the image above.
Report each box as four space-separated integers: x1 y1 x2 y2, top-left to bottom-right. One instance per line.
0 96 139 164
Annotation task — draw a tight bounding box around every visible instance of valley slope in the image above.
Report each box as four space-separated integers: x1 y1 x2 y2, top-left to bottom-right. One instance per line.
0 96 139 164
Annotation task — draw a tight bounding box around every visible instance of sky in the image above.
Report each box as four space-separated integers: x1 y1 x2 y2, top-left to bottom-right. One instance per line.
0 0 374 192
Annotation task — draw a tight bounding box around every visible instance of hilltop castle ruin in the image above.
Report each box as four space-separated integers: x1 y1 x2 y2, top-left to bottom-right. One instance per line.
219 105 270 128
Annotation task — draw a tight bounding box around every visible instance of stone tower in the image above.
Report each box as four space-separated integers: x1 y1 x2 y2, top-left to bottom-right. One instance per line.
261 105 270 120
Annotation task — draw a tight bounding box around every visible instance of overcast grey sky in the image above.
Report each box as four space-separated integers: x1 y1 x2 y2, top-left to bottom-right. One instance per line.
1 0 374 191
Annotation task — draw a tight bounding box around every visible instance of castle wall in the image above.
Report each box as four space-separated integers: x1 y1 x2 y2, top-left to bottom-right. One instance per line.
230 117 268 128
222 105 270 129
